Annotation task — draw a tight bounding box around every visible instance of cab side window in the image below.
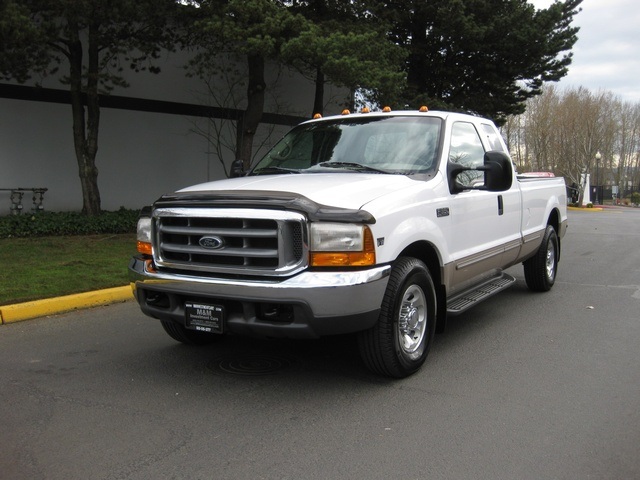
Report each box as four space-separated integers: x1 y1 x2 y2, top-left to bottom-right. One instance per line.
449 122 485 188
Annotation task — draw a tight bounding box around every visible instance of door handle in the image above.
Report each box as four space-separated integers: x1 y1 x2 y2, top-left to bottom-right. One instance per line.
497 195 504 216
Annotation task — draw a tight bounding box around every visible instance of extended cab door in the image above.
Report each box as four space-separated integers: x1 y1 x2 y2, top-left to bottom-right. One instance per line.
443 121 522 290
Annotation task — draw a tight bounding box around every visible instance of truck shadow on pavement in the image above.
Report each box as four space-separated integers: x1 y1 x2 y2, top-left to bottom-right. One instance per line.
141 331 391 385
131 279 536 384
430 278 536 351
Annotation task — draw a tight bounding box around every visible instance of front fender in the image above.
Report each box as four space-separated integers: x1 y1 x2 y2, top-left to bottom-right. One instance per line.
371 213 449 266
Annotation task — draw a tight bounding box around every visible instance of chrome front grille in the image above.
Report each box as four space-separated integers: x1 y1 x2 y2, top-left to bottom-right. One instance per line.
153 208 308 277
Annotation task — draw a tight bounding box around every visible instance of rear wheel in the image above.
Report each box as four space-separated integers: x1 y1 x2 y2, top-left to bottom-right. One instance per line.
160 320 221 345
358 257 437 378
523 225 559 292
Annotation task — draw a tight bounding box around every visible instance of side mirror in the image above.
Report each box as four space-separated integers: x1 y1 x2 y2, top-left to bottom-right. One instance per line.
230 159 245 178
479 151 513 191
447 151 513 193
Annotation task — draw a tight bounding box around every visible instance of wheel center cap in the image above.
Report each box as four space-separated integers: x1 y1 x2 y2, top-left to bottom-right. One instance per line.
405 306 419 330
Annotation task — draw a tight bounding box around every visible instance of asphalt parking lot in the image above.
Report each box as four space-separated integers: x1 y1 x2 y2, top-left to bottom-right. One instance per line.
1 208 639 480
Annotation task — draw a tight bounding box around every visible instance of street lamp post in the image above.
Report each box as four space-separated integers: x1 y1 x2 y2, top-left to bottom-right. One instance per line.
595 151 602 204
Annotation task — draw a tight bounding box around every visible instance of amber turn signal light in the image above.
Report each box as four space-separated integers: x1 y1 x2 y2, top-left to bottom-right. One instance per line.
137 241 152 256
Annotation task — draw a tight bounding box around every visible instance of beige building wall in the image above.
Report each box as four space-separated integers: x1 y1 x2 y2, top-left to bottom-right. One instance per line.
0 50 349 215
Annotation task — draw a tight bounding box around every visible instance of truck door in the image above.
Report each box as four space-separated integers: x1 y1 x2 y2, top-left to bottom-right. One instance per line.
444 121 521 288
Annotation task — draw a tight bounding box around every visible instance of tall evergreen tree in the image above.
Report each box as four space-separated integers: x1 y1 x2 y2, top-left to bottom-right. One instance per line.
187 0 308 170
383 0 583 123
283 0 406 115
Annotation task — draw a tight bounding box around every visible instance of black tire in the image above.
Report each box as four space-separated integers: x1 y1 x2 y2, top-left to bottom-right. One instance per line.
160 319 222 345
358 257 437 378
523 225 559 292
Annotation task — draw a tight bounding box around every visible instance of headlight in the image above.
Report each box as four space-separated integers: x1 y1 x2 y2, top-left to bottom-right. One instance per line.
310 223 376 267
136 213 152 256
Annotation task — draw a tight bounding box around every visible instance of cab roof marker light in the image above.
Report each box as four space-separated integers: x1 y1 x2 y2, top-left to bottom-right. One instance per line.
382 106 392 112
419 105 429 112
313 113 322 119
341 109 351 115
361 107 370 113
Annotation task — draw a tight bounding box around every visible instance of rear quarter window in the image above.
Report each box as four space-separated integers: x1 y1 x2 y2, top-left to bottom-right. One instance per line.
481 123 505 152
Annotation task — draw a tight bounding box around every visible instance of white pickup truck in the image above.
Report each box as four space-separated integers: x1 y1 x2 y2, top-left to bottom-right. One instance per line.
129 108 567 378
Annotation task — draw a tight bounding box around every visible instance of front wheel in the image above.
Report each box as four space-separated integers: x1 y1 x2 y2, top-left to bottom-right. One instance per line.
523 224 559 292
358 257 437 378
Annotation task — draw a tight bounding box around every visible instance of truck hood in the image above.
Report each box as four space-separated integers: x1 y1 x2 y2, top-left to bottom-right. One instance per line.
178 174 423 210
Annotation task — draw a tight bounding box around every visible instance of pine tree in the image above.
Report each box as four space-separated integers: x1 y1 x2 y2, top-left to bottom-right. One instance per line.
382 0 583 123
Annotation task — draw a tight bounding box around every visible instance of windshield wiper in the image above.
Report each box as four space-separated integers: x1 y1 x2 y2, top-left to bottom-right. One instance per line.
317 162 389 174
252 166 302 175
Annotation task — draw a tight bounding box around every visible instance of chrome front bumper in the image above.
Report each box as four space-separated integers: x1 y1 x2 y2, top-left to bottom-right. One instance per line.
129 256 390 338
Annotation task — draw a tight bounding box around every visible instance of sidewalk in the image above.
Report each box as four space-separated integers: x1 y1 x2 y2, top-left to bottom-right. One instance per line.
0 286 133 324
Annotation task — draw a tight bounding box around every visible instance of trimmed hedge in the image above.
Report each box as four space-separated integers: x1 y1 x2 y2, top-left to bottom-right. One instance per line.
0 208 140 238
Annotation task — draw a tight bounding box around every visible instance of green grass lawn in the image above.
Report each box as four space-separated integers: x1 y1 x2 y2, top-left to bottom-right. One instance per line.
0 234 137 305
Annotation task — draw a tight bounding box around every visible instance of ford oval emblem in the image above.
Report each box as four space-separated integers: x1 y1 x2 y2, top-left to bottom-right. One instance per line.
199 236 225 250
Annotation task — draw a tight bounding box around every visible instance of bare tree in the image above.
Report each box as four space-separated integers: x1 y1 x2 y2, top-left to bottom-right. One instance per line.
187 56 290 178
505 85 640 205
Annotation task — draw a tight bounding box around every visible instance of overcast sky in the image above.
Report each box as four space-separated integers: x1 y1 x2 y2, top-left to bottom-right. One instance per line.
529 0 640 104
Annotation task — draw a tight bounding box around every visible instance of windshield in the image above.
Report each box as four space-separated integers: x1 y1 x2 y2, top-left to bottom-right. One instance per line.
251 116 442 176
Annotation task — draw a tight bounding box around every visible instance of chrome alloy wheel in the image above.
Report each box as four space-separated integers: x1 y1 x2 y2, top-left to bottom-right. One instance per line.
546 239 557 281
397 285 428 355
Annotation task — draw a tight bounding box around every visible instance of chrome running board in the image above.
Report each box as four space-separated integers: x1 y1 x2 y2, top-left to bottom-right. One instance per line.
446 272 516 315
